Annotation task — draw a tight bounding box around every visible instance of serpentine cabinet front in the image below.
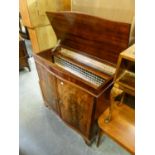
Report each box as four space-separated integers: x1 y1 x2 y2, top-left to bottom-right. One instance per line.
35 61 101 143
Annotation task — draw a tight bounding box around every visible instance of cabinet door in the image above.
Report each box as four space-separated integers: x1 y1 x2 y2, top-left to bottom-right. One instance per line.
36 62 59 113
57 78 94 137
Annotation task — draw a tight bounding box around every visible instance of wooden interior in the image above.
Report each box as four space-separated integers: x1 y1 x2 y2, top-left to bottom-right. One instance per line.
59 48 116 75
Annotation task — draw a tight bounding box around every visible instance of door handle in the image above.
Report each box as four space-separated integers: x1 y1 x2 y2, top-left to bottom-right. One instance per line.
60 81 64 85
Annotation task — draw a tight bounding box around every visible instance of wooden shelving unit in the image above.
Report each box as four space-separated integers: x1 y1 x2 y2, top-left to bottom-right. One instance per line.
97 44 135 155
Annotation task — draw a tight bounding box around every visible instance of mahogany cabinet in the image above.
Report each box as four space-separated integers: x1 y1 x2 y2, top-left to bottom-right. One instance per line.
35 59 109 143
33 11 131 144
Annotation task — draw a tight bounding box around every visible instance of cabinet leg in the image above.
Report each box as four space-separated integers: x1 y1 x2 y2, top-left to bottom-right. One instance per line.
44 101 49 107
96 129 102 147
27 58 31 72
28 65 31 72
84 139 92 146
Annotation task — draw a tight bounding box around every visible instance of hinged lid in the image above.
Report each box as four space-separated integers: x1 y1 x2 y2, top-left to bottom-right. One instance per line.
46 11 131 65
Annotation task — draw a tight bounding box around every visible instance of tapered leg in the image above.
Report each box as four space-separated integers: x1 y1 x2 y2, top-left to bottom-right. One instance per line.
96 129 102 147
28 65 31 72
84 139 92 146
27 58 31 72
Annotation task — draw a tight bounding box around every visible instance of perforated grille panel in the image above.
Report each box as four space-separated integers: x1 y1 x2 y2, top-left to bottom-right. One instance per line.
60 48 116 75
54 56 105 87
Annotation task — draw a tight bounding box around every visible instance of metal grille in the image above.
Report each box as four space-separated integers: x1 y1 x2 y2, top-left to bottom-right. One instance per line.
54 56 105 87
60 48 116 75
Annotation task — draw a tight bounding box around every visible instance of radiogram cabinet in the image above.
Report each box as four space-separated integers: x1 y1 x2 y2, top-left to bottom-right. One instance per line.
34 52 111 143
33 12 131 143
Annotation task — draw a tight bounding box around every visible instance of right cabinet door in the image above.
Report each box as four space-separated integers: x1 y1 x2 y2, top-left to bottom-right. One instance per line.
57 78 94 138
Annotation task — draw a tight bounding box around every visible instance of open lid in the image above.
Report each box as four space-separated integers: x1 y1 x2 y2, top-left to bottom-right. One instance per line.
46 11 131 65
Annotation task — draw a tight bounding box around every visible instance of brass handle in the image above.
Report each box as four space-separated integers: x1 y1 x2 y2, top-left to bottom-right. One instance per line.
60 81 64 85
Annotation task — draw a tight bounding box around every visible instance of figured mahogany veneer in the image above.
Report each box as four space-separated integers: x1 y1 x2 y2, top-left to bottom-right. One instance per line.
46 11 131 64
34 12 131 144
34 51 111 142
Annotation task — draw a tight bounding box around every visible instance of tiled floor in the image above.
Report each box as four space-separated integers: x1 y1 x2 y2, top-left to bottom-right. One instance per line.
19 41 130 155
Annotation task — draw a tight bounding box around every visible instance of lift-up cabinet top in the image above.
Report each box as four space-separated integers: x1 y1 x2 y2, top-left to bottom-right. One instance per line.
33 12 131 144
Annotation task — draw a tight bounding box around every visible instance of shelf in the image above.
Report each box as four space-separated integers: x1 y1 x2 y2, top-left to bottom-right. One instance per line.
98 104 135 154
116 70 135 91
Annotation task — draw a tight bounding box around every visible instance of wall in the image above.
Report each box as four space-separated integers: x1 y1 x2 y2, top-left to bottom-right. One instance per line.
72 0 135 23
72 0 135 44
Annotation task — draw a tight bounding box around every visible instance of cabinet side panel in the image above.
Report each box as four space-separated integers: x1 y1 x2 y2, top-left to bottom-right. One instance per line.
95 87 111 120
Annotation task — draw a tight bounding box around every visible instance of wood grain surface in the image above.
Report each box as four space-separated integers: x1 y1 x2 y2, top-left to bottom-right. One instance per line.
98 104 135 154
46 11 131 64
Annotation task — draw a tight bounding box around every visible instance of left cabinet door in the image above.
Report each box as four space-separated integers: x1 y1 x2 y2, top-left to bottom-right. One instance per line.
35 62 59 114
